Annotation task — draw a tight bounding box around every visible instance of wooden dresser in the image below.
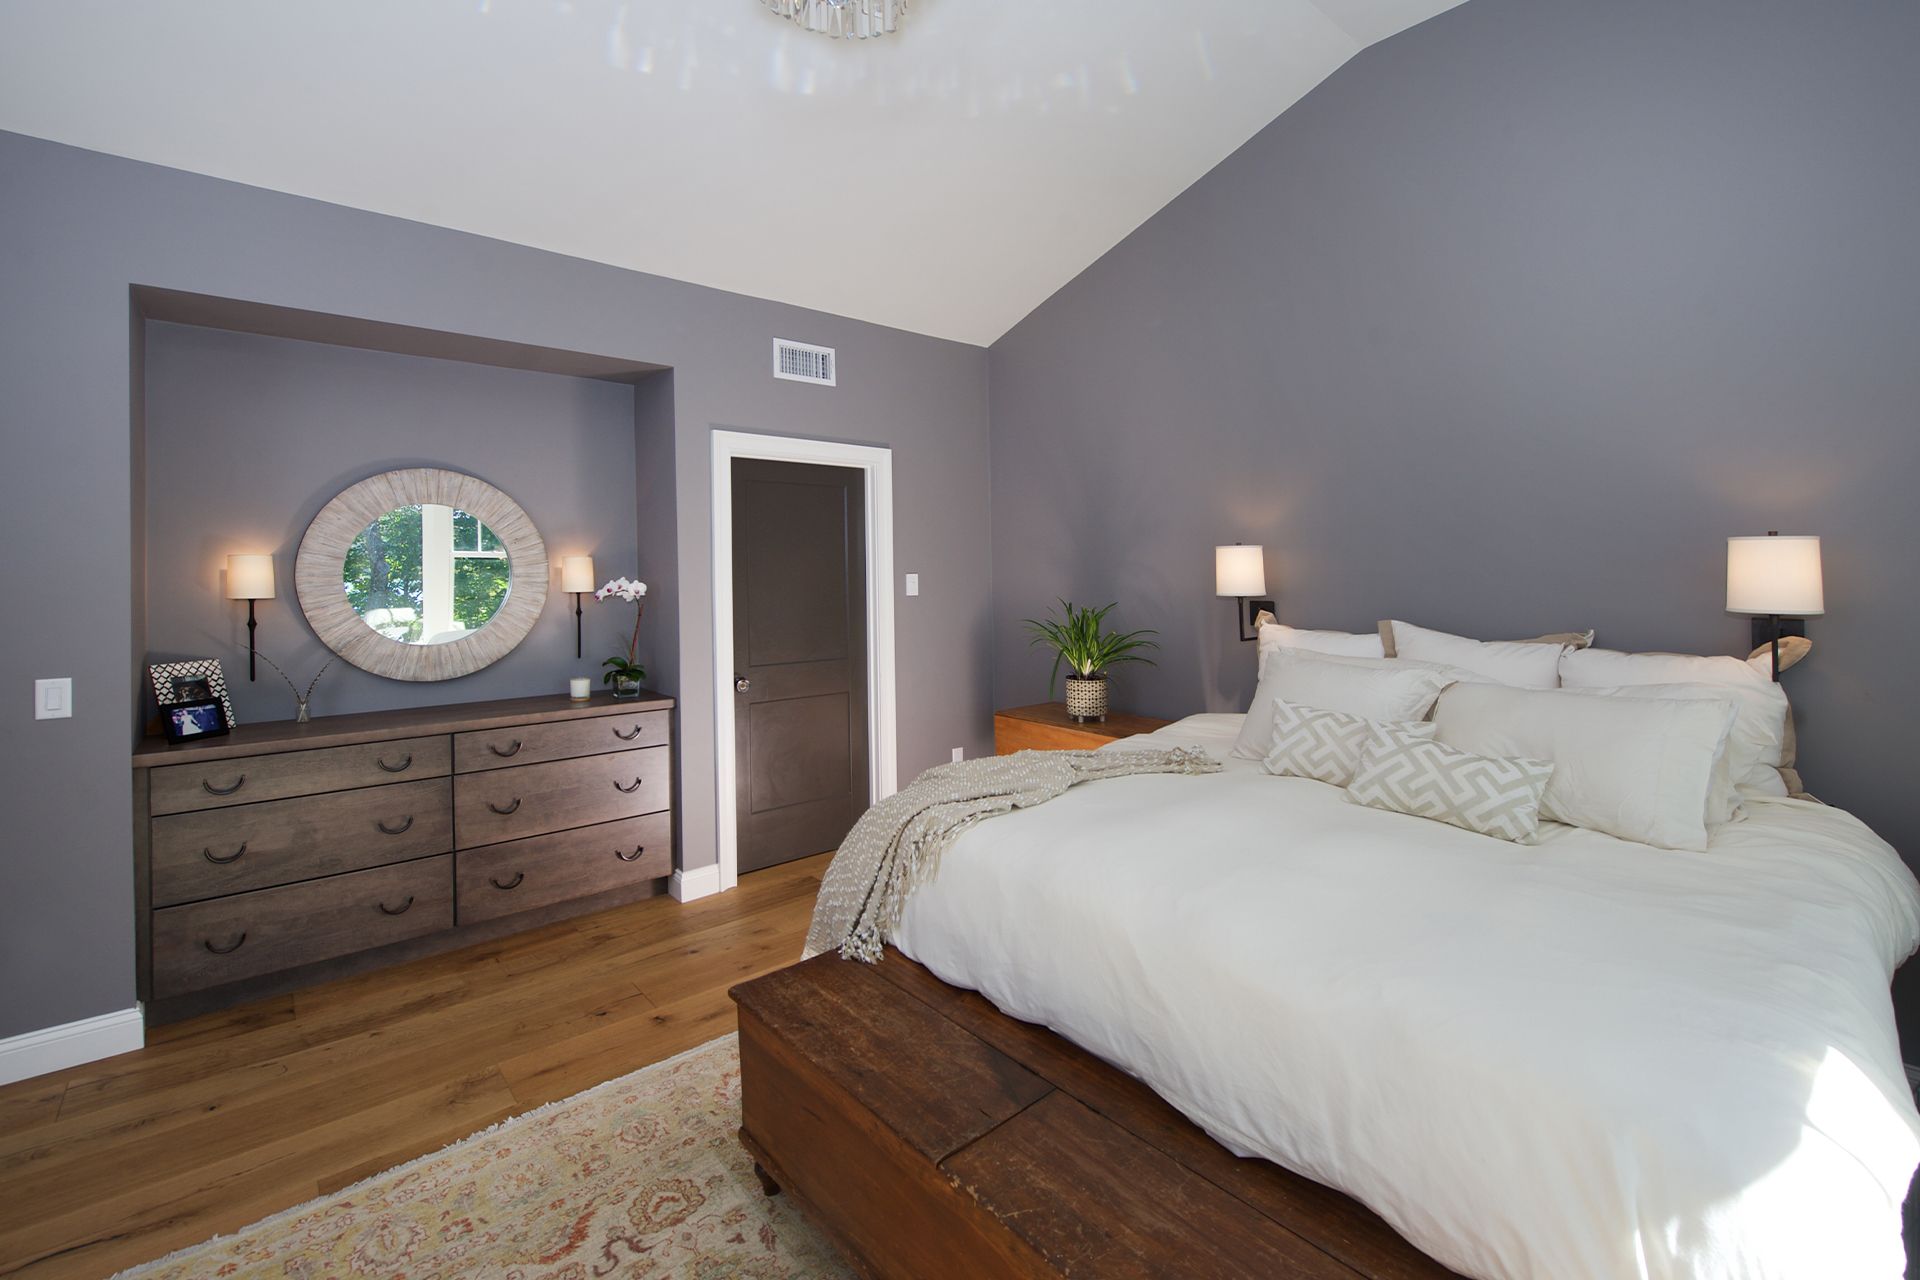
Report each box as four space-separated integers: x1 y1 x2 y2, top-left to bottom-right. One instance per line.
992 703 1172 754
132 692 674 1018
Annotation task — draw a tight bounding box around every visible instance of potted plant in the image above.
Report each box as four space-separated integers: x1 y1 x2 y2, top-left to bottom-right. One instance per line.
595 576 649 698
1022 599 1159 723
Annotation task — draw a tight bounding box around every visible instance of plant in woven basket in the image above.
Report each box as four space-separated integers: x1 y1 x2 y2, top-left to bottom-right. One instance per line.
1021 599 1159 702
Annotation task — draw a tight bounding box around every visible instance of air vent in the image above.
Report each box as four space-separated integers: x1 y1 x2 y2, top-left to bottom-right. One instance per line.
774 338 836 387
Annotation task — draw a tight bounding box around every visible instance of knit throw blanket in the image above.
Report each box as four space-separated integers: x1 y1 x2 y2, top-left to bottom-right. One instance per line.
803 746 1220 962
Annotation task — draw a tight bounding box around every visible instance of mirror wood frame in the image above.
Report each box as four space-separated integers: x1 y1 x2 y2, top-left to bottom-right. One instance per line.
295 468 549 681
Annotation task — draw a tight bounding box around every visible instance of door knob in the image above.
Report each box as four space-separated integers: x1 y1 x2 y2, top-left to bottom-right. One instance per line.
735 676 751 694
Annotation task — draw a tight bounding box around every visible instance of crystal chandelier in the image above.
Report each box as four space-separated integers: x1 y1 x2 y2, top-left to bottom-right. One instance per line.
762 0 906 40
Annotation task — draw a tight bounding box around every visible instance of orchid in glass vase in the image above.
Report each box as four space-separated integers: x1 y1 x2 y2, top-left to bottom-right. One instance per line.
595 576 649 698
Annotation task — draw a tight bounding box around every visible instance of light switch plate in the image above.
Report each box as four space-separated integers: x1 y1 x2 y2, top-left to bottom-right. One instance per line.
951 747 964 763
905 573 920 597
35 677 72 720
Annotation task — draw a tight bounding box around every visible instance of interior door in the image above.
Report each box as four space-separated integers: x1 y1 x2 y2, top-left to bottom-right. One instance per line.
732 458 870 873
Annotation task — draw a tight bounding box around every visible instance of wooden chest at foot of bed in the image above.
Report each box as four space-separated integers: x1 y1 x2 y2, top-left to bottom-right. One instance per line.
730 951 1463 1280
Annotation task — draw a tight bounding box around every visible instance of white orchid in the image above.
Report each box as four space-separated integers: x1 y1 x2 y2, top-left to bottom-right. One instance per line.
594 575 652 692
594 577 648 603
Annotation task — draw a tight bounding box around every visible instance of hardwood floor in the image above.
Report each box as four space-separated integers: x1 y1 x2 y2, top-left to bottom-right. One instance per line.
0 854 828 1279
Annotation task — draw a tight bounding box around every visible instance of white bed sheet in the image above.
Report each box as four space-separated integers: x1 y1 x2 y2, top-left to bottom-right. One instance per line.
893 713 1920 1279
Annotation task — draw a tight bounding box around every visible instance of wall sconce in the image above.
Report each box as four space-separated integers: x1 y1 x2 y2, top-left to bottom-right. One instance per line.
561 555 596 659
1214 544 1274 643
1726 532 1823 681
225 553 276 681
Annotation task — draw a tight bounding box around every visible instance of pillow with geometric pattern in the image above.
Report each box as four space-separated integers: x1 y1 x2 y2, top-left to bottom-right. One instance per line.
1262 697 1436 788
1347 723 1555 844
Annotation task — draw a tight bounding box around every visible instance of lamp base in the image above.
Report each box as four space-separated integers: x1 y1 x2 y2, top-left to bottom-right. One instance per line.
1749 617 1805 651
1237 598 1276 642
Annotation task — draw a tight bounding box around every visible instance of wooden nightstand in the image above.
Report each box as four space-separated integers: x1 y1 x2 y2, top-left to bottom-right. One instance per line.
993 702 1173 754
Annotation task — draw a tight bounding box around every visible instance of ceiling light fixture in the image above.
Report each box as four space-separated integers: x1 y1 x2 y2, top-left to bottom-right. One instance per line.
762 0 906 40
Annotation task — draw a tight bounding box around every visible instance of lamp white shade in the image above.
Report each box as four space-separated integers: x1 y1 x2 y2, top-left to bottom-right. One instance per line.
224 553 276 601
560 555 597 595
1215 544 1267 598
1727 535 1824 616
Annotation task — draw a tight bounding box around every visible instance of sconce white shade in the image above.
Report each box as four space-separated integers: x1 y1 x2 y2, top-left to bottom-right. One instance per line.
561 555 597 595
1215 544 1267 598
224 553 276 601
1727 535 1824 616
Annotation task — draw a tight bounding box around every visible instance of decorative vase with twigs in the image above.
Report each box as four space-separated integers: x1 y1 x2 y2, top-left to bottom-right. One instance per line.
255 652 337 723
1021 599 1159 723
595 577 649 699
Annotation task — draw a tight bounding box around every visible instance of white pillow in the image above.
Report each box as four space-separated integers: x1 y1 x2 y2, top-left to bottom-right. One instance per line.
1232 650 1451 760
1558 647 1790 797
1386 621 1566 689
1256 622 1386 661
1559 683 1745 827
1262 697 1437 787
1431 683 1737 851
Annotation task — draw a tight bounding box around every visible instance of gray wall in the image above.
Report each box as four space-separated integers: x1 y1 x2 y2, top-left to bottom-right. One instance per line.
987 3 1920 1033
142 322 644 724
0 129 992 1040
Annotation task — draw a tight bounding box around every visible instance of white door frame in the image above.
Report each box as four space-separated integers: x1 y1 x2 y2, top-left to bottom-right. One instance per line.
709 429 897 894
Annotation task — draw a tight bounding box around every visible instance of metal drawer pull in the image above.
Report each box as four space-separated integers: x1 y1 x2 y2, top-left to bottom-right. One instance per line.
490 871 525 891
615 844 647 863
204 932 247 955
614 777 645 794
378 896 415 916
488 798 522 815
202 775 247 796
376 815 415 836
376 754 413 773
488 740 523 758
613 724 643 741
202 842 248 865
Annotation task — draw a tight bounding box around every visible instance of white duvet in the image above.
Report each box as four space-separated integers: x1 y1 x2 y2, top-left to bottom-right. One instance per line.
892 714 1920 1280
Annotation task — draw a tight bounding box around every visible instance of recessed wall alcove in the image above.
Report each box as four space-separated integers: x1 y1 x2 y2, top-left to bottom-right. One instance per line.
130 286 679 731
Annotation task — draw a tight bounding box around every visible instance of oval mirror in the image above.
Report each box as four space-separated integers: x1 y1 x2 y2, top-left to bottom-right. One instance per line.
297 469 548 681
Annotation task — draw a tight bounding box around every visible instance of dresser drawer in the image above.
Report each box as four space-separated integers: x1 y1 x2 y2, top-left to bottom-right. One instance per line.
454 746 669 847
149 736 451 815
455 710 670 774
150 778 452 906
456 812 672 925
150 855 453 997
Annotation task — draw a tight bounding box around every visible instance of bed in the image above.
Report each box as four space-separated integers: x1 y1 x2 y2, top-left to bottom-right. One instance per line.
870 712 1920 1279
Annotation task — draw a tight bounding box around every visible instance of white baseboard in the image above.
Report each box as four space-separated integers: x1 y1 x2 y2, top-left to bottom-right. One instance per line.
670 863 724 902
0 1006 145 1086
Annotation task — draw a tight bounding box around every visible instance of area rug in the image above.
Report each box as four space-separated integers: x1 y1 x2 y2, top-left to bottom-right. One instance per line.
117 1034 854 1279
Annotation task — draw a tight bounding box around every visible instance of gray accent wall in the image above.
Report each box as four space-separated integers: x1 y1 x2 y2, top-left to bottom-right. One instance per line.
0 129 991 1040
142 322 645 725
987 3 1920 1033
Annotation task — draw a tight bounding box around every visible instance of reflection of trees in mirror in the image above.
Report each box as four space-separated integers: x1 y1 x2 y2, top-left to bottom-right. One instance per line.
453 556 510 629
344 505 511 643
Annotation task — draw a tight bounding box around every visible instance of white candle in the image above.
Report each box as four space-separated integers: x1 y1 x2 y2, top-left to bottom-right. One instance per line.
568 677 591 702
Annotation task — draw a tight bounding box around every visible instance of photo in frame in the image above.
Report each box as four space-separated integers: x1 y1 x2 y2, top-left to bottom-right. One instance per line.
161 698 231 744
148 658 238 729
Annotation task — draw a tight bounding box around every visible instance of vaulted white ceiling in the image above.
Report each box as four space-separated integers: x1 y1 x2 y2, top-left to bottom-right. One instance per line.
0 0 1464 345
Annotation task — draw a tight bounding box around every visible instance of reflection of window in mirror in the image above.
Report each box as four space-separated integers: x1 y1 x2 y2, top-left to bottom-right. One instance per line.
345 504 513 645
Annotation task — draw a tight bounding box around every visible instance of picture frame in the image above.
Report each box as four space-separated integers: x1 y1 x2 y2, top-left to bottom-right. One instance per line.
148 658 239 729
161 697 231 744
